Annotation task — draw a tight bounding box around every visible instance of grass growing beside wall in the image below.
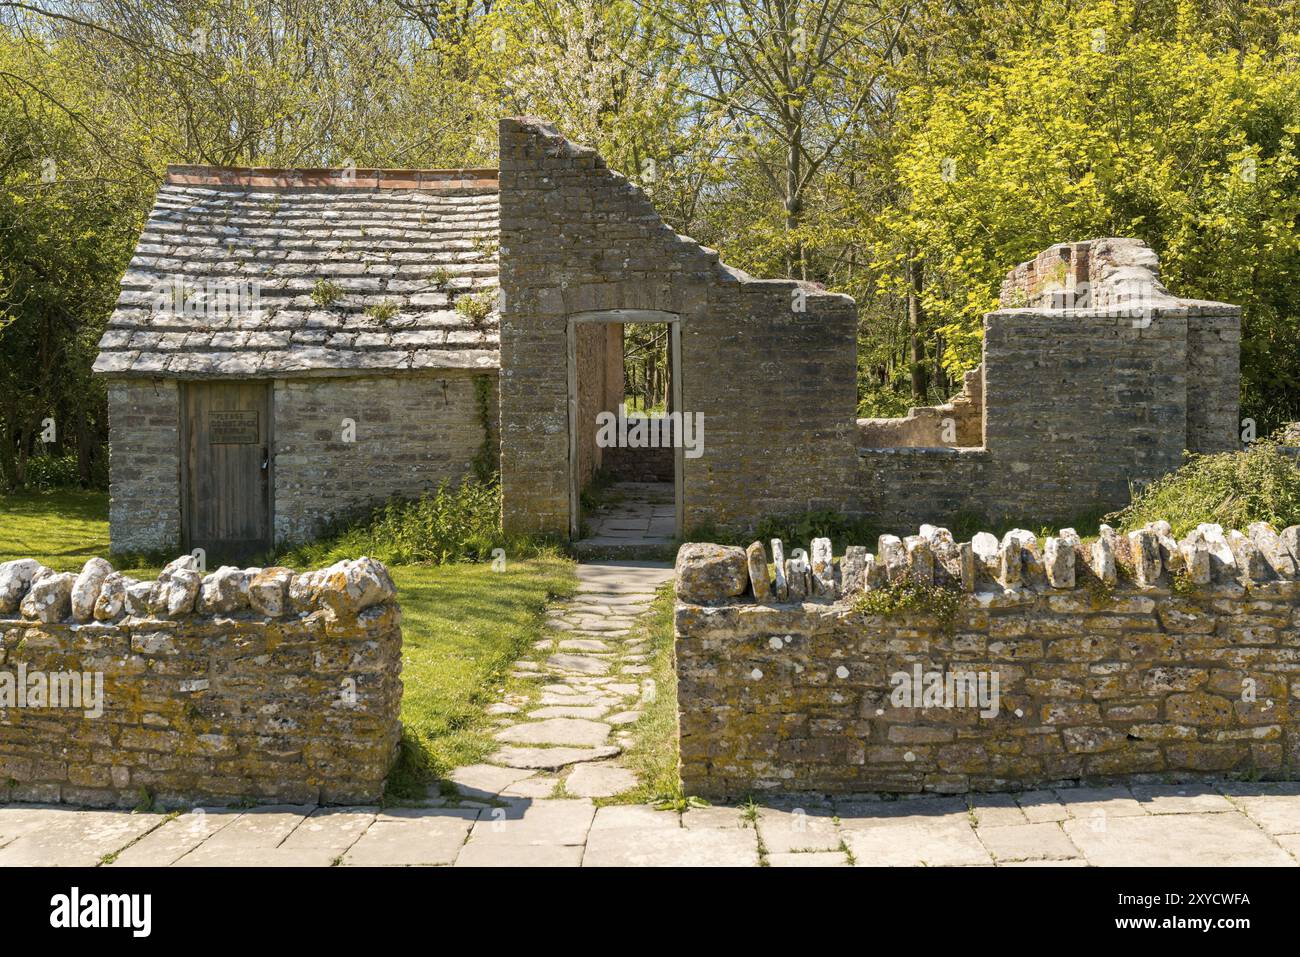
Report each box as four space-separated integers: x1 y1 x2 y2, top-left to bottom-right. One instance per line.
600 582 684 807
1110 443 1300 537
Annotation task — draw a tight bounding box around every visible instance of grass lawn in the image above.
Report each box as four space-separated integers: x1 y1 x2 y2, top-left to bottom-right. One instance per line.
0 489 576 795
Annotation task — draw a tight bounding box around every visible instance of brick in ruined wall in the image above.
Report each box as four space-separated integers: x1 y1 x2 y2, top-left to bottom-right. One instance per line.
108 381 182 554
1186 314 1241 453
273 373 495 545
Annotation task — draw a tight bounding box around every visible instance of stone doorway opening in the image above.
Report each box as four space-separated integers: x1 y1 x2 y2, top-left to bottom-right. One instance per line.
567 309 682 555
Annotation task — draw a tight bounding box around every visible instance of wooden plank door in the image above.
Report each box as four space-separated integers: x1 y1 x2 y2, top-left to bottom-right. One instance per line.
182 381 272 561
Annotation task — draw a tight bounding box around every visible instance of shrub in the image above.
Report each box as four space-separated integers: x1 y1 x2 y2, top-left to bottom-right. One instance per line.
1108 442 1300 537
276 478 559 568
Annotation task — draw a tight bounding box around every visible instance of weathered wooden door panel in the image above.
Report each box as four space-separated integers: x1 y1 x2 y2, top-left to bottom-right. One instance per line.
182 382 272 560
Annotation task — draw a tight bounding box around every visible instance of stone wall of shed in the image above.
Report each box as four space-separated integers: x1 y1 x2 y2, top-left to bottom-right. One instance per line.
497 116 857 537
273 372 495 545
107 380 182 554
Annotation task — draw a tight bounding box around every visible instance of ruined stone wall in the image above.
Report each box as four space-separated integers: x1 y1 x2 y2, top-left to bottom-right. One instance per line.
498 116 857 536
675 519 1300 797
0 555 402 807
498 121 1240 539
107 380 182 553
857 366 983 449
273 372 495 545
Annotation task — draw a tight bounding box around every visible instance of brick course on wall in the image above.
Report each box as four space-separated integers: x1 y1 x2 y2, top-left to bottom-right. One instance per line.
273 372 496 545
107 380 182 554
0 555 402 807
675 520 1300 797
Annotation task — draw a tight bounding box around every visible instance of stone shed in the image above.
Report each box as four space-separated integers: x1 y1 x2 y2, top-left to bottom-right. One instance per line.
95 166 502 557
97 118 1243 559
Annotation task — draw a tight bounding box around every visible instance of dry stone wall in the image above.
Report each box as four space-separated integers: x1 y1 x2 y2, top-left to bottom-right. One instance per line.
675 520 1300 798
0 555 402 807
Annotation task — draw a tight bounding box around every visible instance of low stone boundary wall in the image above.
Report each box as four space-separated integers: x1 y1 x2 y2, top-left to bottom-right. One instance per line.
675 521 1300 797
0 555 403 807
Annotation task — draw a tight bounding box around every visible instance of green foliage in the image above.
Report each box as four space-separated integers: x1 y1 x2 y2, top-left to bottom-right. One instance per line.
363 299 399 322
1109 441 1300 536
471 375 498 483
10 452 104 492
854 578 963 632
454 293 494 325
752 510 880 552
311 279 345 307
277 479 520 568
880 3 1300 427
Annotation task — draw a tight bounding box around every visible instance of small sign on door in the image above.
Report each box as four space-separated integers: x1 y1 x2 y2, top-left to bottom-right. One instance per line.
209 410 259 444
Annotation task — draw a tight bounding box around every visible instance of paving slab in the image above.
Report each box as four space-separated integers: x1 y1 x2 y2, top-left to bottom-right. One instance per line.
1129 784 1236 816
544 654 611 675
969 793 1029 828
842 816 993 866
1063 811 1297 866
170 805 314 865
0 808 167 867
109 808 242 867
1228 792 1300 835
564 762 638 798
489 745 621 770
526 705 610 720
1016 790 1070 823
500 777 559 799
467 798 595 846
495 718 612 747
757 807 841 853
280 807 377 851
341 807 479 866
977 822 1081 862
584 822 759 866
1052 786 1146 820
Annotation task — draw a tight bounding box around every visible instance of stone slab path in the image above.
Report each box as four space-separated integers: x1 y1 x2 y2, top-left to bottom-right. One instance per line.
577 482 675 553
4 783 1300 866
6 561 1300 866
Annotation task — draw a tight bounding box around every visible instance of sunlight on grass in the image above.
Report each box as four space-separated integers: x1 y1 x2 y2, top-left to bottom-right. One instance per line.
0 490 161 577
599 582 682 806
387 557 575 794
0 490 577 797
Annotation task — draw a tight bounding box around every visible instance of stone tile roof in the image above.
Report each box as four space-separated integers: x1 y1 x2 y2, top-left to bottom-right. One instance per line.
94 166 501 378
